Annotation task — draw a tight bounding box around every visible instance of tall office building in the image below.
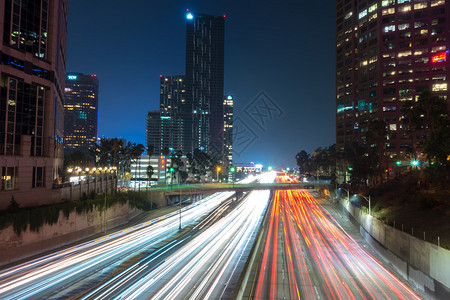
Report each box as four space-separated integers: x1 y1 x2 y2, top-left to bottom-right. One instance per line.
223 95 233 165
159 75 185 154
64 73 99 154
146 110 161 155
0 0 68 208
184 11 225 159
336 0 449 167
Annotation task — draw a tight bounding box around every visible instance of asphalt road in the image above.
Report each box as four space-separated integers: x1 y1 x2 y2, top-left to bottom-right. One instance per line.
246 179 422 299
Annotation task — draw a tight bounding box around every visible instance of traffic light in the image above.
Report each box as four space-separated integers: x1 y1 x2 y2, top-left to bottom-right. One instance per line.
268 166 272 171
161 158 165 169
348 167 353 171
396 161 401 166
169 167 175 173
411 160 419 167
230 166 235 173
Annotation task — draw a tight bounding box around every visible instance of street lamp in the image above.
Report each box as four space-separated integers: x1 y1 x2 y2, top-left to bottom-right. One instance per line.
354 194 371 215
216 167 221 182
339 187 350 202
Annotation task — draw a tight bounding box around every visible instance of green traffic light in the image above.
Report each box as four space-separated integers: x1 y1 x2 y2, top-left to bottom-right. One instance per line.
411 160 419 166
348 167 353 171
169 167 175 172
396 161 401 165
268 166 272 171
230 167 235 172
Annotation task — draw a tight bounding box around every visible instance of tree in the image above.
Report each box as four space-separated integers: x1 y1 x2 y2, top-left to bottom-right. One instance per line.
295 150 310 175
132 144 145 191
146 165 154 188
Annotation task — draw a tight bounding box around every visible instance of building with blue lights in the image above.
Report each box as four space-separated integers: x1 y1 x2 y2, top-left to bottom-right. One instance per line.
184 11 225 160
0 0 68 208
64 73 99 155
223 95 234 166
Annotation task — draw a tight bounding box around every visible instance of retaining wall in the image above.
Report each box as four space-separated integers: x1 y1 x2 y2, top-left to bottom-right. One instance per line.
0 202 141 267
340 198 450 299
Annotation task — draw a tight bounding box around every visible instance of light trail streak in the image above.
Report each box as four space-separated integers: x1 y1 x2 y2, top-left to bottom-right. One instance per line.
252 175 421 299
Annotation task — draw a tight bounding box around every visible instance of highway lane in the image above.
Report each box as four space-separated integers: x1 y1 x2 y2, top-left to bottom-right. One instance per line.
110 171 277 299
0 190 243 299
250 177 421 299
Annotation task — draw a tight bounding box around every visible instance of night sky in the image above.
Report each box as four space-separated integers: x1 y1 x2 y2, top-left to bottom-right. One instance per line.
66 0 336 168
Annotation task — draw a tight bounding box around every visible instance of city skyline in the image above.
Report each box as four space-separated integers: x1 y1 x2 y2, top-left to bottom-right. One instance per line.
66 1 336 168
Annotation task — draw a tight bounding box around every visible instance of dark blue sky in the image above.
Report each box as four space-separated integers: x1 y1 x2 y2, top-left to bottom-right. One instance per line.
67 0 336 168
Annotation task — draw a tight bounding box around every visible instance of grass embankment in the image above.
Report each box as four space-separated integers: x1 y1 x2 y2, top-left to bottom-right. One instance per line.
360 174 450 249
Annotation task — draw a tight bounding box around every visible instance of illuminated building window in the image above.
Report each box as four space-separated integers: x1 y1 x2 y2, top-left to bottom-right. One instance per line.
398 50 412 57
359 9 368 19
398 23 410 30
384 25 396 32
389 124 397 131
431 46 446 53
382 8 395 15
432 83 447 91
400 5 411 12
414 3 427 9
397 0 410 3
431 0 445 7
382 0 395 7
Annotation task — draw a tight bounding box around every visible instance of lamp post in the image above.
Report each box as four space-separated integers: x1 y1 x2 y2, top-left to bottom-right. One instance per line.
216 167 221 182
339 187 350 202
356 194 371 215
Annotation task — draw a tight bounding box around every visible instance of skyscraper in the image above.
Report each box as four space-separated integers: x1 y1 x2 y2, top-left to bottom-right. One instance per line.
0 0 68 208
64 73 99 154
146 110 161 155
159 75 185 154
223 95 234 166
184 11 225 159
336 0 449 172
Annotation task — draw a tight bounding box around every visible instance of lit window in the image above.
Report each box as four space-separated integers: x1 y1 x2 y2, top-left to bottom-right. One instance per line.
432 83 447 91
382 0 395 7
359 9 368 19
398 50 412 57
431 0 445 7
401 5 411 12
431 46 446 53
398 23 410 30
389 124 397 131
397 0 410 3
384 25 396 32
382 8 395 15
344 12 353 20
414 3 427 9
368 4 378 13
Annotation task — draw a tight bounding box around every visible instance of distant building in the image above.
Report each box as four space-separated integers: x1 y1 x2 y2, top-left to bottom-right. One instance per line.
223 95 234 166
335 0 450 179
146 111 161 155
64 73 99 154
184 11 225 159
0 0 68 209
158 75 185 154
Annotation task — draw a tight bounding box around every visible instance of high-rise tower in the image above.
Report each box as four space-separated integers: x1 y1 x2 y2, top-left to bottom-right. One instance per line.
0 0 68 208
64 73 99 154
184 11 225 159
336 0 449 173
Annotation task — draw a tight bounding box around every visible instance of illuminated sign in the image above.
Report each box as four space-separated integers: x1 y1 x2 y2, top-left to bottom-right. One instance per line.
67 75 77 80
432 52 446 63
186 13 193 20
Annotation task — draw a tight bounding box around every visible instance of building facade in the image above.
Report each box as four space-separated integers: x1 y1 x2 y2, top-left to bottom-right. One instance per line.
64 73 99 154
223 95 233 166
146 110 161 155
158 75 185 154
0 0 68 208
336 0 449 169
184 11 225 159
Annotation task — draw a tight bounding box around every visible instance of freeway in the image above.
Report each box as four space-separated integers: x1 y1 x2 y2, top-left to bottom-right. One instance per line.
0 173 275 299
247 178 421 299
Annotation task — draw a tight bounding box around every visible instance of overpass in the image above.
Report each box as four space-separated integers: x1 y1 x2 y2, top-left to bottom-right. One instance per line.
147 180 331 196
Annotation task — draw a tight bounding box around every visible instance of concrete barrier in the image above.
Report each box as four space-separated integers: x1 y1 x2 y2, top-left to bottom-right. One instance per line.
0 202 141 267
339 198 450 299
